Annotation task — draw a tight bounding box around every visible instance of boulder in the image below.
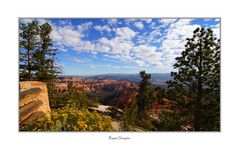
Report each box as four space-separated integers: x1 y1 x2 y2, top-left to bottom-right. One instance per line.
20 100 43 122
19 81 51 125
21 111 46 124
20 88 42 107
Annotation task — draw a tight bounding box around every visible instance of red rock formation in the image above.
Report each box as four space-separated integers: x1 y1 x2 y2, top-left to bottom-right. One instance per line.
54 77 138 108
55 78 138 93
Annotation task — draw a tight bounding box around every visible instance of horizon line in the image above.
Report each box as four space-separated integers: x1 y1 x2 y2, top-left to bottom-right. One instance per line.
58 72 170 77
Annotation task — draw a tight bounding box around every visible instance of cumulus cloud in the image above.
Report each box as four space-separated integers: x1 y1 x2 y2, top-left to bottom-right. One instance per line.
133 60 146 66
132 45 163 67
77 22 93 31
94 25 112 32
100 37 133 55
142 19 152 23
52 25 83 47
124 19 138 24
103 54 133 62
115 27 136 40
51 22 98 54
160 19 200 65
134 21 144 29
37 18 218 71
89 64 135 70
108 19 118 25
159 19 177 26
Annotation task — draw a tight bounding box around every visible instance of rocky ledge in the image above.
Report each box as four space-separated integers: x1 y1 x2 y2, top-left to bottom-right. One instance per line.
19 81 51 124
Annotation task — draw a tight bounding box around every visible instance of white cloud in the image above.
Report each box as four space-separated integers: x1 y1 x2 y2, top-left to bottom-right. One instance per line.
19 18 48 25
144 29 162 43
115 27 136 40
89 64 135 70
98 27 138 64
103 54 133 62
95 43 111 53
52 25 83 46
108 19 118 25
212 23 220 38
160 19 200 65
73 57 90 63
132 45 163 67
94 25 112 32
203 19 212 21
73 41 96 54
51 22 98 54
37 18 50 25
90 65 96 69
44 18 216 71
134 21 144 29
100 37 133 55
124 19 138 24
159 19 177 26
149 22 158 29
133 60 146 66
77 22 93 31
57 45 67 52
19 18 34 24
142 19 152 23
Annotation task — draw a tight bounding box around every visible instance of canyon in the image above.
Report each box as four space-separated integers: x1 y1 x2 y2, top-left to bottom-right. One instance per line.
55 77 138 93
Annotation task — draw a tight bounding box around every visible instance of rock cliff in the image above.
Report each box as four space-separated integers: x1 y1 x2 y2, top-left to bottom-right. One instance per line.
19 81 51 124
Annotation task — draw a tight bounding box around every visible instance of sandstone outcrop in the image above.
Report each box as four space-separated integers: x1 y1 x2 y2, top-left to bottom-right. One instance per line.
55 78 138 93
19 81 51 124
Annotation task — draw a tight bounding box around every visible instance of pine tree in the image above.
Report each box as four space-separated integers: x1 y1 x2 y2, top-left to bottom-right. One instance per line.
120 99 138 131
19 20 61 108
19 20 39 80
34 22 60 82
167 27 220 131
136 71 153 123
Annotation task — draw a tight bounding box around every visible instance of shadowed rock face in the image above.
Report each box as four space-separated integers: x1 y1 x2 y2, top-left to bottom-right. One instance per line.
19 81 51 124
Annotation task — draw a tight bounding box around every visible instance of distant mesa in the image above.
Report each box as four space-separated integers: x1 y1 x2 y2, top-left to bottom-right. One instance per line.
58 73 171 87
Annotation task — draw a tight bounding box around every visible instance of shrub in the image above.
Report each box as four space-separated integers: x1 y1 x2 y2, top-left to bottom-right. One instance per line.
156 111 183 131
20 105 113 131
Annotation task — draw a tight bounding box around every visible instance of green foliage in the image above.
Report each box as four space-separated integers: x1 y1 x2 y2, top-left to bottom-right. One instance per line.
167 27 220 131
136 71 153 122
156 111 183 131
20 105 113 131
19 20 61 83
154 86 166 103
120 100 138 131
19 20 39 80
49 81 95 109
34 22 60 83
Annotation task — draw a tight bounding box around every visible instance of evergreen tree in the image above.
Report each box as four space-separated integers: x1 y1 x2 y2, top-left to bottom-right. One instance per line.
154 86 166 103
34 22 60 82
167 27 220 131
19 20 61 108
19 20 39 80
136 71 153 123
33 22 61 107
120 99 138 131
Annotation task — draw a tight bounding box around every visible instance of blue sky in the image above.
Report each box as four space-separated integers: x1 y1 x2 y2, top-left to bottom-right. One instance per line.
21 18 220 75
